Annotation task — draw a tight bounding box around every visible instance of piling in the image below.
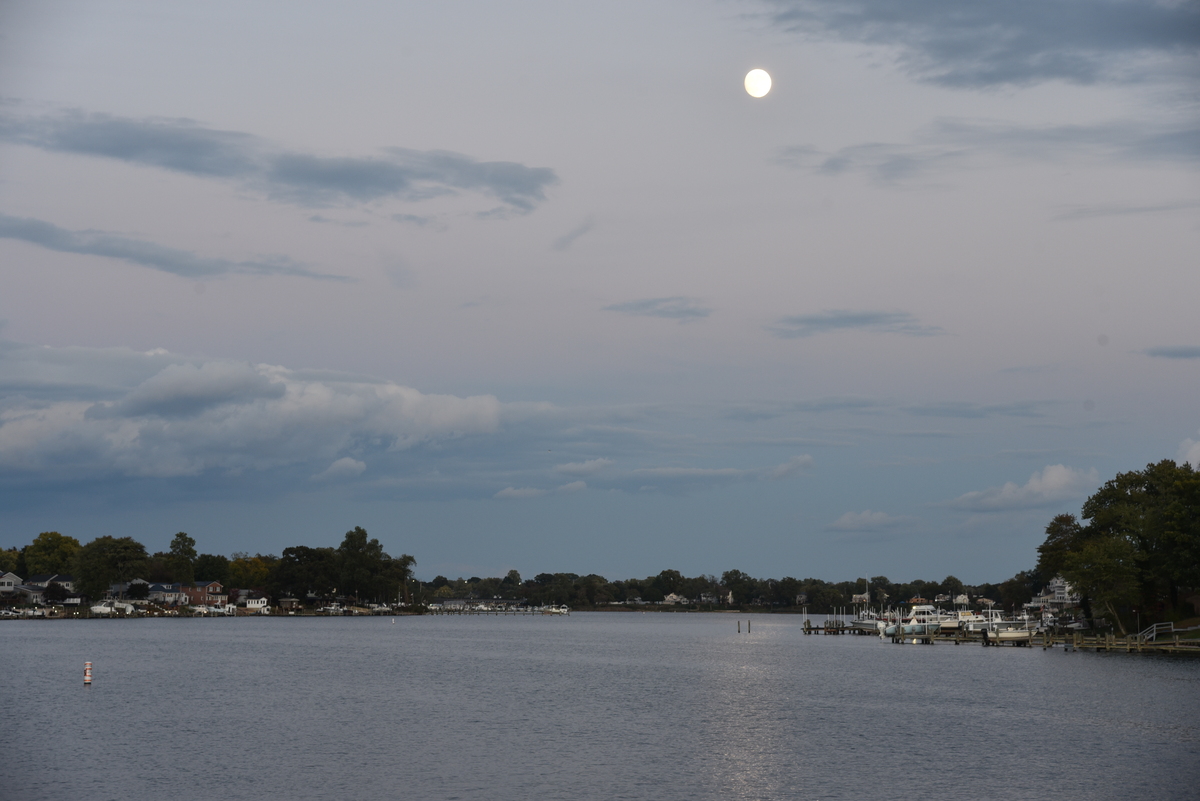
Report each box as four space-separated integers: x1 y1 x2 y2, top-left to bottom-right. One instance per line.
84 661 92 686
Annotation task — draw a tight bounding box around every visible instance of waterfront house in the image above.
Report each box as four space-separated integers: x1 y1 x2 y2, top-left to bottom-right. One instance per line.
148 583 186 605
26 574 76 592
662 593 689 605
16 584 46 605
0 572 21 597
244 597 269 613
1025 575 1080 614
182 580 226 607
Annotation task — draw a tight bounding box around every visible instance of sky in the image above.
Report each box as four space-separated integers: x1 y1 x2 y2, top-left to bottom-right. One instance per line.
0 1 1197 584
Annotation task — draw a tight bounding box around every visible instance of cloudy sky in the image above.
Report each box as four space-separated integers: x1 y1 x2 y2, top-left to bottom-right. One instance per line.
1 1 1196 584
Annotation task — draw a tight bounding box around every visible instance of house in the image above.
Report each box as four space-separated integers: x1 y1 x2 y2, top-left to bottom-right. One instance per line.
0 572 21 597
30 574 77 592
661 593 689 605
245 597 269 614
1026 575 1080 614
16 584 46 605
148 583 187 605
182 580 226 607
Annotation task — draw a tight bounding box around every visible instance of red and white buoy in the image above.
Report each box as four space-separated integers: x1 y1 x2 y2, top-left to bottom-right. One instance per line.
84 661 93 686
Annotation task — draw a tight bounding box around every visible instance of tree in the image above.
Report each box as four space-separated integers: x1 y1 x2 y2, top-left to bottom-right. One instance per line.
1062 534 1140 633
24 532 81 576
1036 514 1085 579
229 553 275 590
169 532 197 585
194 553 230 585
721 570 756 605
271 547 336 600
73 536 149 600
337 527 386 603
0 546 24 576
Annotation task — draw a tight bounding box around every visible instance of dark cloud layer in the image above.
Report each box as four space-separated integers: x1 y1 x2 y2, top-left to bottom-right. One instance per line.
766 0 1200 87
778 118 1200 183
0 110 558 212
769 310 941 338
1145 346 1200 359
0 213 345 280
604 297 712 321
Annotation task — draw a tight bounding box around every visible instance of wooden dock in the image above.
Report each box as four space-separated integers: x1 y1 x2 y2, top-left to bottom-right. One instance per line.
933 629 1200 655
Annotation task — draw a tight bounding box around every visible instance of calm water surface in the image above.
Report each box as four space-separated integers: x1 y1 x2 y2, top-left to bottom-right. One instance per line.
2 613 1198 800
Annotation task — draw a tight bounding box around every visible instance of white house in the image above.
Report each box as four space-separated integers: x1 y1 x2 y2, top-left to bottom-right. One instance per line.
245 597 269 614
0 572 21 596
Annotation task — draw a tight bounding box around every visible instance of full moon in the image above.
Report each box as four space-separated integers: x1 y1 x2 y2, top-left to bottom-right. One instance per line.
744 69 771 98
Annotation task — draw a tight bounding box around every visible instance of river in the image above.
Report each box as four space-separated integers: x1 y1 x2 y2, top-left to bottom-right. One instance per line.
2 612 1197 800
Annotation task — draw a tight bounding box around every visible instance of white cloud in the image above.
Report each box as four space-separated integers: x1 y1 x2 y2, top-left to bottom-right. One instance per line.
829 510 901 531
0 342 503 479
765 455 814 480
944 464 1100 511
1179 431 1200 469
312 457 366 482
556 458 613 476
493 486 546 499
556 480 586 493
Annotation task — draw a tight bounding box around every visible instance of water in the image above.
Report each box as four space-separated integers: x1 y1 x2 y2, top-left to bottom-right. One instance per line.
3 613 1198 800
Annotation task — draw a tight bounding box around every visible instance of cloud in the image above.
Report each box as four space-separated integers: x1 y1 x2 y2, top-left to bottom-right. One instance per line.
616 456 812 493
312 457 366 482
906 401 1046 419
828 510 901 531
722 397 884 421
552 217 595 251
0 109 558 213
1054 199 1200 221
1144 346 1200 359
943 464 1100 511
604 297 712 321
556 458 614 476
1179 431 1200 469
777 119 1200 183
768 310 942 338
0 341 504 480
764 0 1200 88
96 361 285 418
765 455 814 479
493 486 546 499
0 213 346 281
493 480 586 499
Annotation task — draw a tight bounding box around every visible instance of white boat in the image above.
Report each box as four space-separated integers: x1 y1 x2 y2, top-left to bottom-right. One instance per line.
851 610 887 633
883 606 949 637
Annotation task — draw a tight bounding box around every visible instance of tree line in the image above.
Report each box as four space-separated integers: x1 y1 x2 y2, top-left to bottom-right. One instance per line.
0 526 416 607
4 459 1194 620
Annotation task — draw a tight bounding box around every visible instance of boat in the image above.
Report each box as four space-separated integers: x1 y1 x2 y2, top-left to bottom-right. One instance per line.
851 609 887 633
883 606 947 637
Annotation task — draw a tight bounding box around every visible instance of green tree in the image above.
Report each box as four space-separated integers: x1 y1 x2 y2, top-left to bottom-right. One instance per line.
268 544 333 599
194 553 230 585
24 531 81 576
169 532 197 585
0 546 24 576
1062 534 1140 633
721 569 755 605
229 553 275 590
1036 514 1085 579
73 536 150 600
337 526 385 603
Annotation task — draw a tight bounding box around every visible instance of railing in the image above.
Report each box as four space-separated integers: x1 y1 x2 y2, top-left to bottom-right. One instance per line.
1139 621 1200 642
